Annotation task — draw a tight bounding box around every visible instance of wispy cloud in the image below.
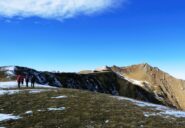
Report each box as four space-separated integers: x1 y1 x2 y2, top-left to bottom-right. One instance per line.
0 0 126 20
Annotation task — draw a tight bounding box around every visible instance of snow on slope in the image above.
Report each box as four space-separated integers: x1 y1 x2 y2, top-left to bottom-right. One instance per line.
113 96 185 118
0 81 57 89
115 72 149 88
0 66 15 75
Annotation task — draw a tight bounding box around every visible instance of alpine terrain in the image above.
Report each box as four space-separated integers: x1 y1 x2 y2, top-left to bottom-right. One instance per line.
1 63 185 127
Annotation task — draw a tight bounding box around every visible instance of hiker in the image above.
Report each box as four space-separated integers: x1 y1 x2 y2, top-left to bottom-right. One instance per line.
16 75 21 88
25 75 30 87
31 75 36 88
20 75 25 85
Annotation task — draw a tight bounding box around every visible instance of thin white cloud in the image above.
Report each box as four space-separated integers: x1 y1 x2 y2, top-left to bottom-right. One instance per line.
0 0 126 20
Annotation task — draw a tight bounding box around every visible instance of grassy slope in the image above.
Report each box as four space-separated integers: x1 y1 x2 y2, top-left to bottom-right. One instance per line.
1 89 185 128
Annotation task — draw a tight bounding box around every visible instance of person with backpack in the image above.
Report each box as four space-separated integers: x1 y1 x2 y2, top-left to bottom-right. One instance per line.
31 75 36 88
20 75 25 86
16 75 21 88
25 75 30 87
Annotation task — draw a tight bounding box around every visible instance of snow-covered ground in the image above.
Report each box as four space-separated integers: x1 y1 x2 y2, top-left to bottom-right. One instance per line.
0 90 22 96
113 96 185 118
51 96 67 99
0 81 57 96
0 89 52 96
0 81 57 89
0 113 21 122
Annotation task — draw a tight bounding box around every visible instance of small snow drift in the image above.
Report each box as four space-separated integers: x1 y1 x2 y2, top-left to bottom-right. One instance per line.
0 89 52 96
25 111 33 115
47 107 65 111
51 96 67 99
0 90 21 96
0 113 21 122
113 96 185 118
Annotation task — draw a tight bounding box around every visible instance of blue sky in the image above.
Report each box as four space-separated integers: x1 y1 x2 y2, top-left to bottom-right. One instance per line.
0 0 185 79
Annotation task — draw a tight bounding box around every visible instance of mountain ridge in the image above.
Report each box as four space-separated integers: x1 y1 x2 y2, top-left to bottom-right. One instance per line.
1 63 185 110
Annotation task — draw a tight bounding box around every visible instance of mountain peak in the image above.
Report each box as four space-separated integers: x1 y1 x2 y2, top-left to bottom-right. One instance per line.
134 63 153 68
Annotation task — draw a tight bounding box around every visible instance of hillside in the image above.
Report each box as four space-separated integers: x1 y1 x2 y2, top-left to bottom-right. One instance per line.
110 63 185 110
1 88 185 128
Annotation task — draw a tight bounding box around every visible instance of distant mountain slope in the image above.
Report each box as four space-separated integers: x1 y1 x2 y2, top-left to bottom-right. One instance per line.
110 63 185 110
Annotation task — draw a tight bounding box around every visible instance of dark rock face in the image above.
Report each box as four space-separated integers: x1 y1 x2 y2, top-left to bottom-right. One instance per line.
55 72 119 95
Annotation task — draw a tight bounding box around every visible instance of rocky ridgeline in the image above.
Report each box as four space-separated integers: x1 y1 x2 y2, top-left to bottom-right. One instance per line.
1 64 185 110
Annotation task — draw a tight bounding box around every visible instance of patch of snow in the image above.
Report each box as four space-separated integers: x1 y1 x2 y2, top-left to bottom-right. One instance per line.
51 96 67 99
0 113 21 122
113 96 185 118
105 120 109 123
144 112 162 117
115 72 149 88
0 89 52 96
37 109 45 112
54 78 62 87
140 125 144 128
28 89 49 94
48 107 65 111
33 72 44 83
0 66 15 76
6 71 14 75
0 81 57 89
0 90 22 96
3 66 15 71
0 81 17 89
25 111 33 114
124 77 147 87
